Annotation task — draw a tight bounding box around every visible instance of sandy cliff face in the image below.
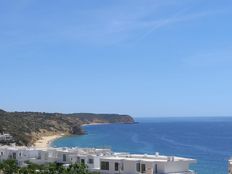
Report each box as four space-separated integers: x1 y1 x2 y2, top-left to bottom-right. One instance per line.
0 109 134 146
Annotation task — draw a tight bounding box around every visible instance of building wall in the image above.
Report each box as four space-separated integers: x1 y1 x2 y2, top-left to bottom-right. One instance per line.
228 161 232 174
86 156 100 169
158 161 190 173
123 160 139 174
99 159 157 174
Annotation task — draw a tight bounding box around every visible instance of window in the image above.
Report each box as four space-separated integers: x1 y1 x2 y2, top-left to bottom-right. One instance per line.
115 162 119 171
88 158 94 164
0 152 3 156
101 161 109 170
38 153 41 159
136 163 140 172
19 152 22 157
154 164 158 174
63 154 66 162
141 164 146 173
13 153 16 159
81 159 85 164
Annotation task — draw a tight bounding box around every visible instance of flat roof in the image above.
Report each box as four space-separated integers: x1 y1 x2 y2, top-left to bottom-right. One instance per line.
100 154 196 163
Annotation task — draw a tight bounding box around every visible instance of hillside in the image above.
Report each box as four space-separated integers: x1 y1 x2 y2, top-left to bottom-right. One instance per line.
0 109 134 146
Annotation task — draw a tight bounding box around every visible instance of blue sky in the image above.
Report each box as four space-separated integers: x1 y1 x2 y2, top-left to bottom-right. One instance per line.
0 0 232 117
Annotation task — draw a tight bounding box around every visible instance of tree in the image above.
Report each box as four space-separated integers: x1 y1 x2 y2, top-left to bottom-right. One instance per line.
0 160 19 174
0 161 99 174
66 163 89 174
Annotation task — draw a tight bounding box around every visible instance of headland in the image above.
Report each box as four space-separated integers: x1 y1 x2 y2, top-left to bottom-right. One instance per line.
0 109 134 146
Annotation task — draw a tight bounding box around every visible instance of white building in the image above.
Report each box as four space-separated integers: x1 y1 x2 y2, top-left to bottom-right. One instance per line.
229 159 232 174
0 133 14 143
0 146 196 174
97 153 196 174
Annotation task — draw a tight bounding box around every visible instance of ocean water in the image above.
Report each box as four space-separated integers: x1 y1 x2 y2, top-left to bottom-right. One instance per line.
52 117 232 174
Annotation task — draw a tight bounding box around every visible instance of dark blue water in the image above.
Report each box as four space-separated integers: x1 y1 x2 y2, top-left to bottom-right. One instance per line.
52 117 232 174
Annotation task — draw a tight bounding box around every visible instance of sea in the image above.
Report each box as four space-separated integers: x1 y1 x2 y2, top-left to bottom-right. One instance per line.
52 117 232 174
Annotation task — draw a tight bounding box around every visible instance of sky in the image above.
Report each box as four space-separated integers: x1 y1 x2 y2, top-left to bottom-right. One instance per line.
0 0 232 117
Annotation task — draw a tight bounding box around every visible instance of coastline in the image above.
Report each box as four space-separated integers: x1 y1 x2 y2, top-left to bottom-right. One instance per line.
34 134 63 148
81 122 111 127
34 122 132 148
34 123 110 148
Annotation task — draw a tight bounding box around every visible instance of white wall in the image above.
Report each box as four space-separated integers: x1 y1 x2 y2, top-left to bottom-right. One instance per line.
158 161 190 173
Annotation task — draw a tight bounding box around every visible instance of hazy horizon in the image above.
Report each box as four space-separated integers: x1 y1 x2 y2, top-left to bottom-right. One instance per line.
1 1 232 117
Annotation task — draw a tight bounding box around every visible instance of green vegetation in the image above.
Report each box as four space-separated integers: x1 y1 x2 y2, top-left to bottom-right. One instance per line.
0 160 98 174
0 109 134 146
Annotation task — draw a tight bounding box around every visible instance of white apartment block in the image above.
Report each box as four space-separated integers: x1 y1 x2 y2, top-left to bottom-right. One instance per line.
0 146 196 174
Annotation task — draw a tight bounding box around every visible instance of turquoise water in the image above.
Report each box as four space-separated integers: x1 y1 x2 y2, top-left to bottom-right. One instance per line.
52 117 232 174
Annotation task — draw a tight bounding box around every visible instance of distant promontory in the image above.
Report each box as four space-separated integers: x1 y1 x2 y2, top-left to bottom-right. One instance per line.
0 109 134 146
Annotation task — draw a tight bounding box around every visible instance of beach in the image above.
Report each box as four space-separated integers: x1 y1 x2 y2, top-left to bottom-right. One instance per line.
34 134 63 148
34 123 110 148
